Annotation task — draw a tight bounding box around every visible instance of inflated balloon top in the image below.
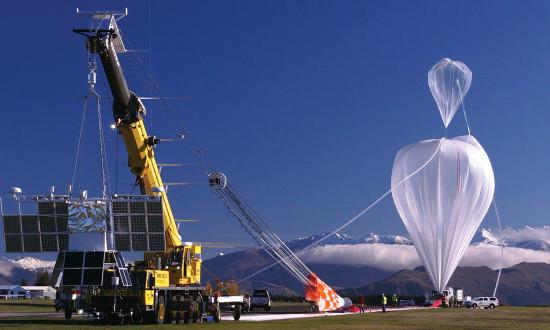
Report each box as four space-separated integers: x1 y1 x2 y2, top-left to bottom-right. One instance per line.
390 58 494 292
428 58 472 128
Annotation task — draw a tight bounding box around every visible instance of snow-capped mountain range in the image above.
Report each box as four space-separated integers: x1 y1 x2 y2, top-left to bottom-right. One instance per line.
0 256 54 271
288 226 550 251
288 232 412 250
0 226 547 279
477 226 550 251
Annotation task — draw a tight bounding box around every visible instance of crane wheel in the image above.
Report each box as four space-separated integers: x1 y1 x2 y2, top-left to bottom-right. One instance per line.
156 296 166 324
184 302 194 324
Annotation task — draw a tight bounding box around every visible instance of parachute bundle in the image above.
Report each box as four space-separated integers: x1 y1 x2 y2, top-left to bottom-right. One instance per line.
305 273 345 311
391 59 495 292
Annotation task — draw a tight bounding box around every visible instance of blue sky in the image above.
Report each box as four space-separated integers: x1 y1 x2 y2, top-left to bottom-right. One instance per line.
1 0 549 258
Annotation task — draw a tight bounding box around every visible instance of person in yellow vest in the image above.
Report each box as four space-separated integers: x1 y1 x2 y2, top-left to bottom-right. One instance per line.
392 293 399 308
381 293 387 313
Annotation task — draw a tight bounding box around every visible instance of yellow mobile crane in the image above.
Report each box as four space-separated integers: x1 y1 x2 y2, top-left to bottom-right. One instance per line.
0 9 249 324
61 11 232 324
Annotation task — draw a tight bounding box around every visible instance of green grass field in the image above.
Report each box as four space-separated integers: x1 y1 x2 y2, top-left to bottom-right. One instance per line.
0 300 548 329
0 299 55 313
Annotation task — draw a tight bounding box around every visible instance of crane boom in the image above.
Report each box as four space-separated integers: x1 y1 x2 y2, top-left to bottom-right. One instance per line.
81 28 182 250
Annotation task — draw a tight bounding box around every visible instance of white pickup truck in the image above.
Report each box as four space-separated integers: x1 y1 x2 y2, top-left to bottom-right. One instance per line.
465 296 499 309
216 295 250 320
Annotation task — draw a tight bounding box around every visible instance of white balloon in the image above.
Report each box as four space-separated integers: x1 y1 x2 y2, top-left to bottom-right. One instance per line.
428 58 472 128
391 136 494 292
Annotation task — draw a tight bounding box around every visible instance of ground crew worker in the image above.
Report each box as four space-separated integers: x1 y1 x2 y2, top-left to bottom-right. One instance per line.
392 293 399 308
381 293 387 313
358 294 365 313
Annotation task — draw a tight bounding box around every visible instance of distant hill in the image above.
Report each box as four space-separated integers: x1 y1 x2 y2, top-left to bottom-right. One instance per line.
0 227 548 307
202 249 392 295
341 262 550 306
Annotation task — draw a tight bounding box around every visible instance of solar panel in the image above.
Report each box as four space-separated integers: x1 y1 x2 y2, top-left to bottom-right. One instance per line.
47 251 134 288
148 233 166 251
55 202 69 215
114 233 131 250
3 195 72 253
130 215 146 232
56 217 68 232
114 251 131 286
131 233 148 250
83 269 103 286
41 234 58 251
3 195 165 253
114 216 129 232
3 216 21 234
111 196 165 252
5 235 22 252
38 202 55 215
23 234 41 252
112 201 128 213
51 251 109 287
147 215 164 232
62 269 82 286
129 202 146 214
120 268 131 286
58 234 69 250
146 201 162 214
21 216 39 233
114 251 125 267
85 252 105 267
39 216 57 232
64 252 84 268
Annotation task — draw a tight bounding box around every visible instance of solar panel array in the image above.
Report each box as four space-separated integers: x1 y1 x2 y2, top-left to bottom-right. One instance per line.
2 196 165 253
60 251 106 286
3 201 69 252
49 251 132 287
111 196 166 252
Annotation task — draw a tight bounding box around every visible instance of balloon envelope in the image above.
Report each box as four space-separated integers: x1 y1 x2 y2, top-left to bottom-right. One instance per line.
428 58 472 128
391 136 494 292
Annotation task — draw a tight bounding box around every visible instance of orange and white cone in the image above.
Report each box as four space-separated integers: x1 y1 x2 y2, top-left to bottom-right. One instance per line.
304 273 346 312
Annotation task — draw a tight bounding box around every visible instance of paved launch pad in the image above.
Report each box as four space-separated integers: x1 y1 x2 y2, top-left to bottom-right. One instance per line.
221 306 426 322
0 306 426 323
